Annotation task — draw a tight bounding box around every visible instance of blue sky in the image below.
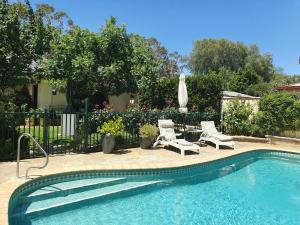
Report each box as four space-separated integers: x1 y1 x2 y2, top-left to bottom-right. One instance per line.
27 0 300 75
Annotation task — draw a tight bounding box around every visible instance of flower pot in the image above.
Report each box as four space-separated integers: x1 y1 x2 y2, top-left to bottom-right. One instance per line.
139 137 153 149
102 134 115 154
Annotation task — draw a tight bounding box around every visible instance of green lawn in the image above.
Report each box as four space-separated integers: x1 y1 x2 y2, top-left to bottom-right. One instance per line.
17 126 139 151
18 126 61 142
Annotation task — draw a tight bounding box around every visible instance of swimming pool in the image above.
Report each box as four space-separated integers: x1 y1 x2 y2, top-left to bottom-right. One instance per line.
9 150 300 225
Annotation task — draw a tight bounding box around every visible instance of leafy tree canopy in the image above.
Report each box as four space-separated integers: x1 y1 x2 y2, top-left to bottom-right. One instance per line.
42 26 98 107
0 0 71 95
189 39 275 94
97 17 134 95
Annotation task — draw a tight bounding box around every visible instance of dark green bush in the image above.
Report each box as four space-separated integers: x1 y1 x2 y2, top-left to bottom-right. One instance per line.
89 109 220 134
186 73 223 112
257 92 300 135
137 73 223 113
223 92 300 137
155 77 179 109
0 101 21 160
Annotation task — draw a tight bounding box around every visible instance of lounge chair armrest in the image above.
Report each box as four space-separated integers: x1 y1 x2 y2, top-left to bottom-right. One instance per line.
155 134 165 142
175 133 182 137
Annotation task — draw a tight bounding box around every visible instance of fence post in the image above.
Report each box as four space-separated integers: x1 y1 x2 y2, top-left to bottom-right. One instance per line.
43 109 49 153
83 98 89 152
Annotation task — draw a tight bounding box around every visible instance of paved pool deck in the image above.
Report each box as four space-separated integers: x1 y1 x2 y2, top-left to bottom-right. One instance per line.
1 141 299 225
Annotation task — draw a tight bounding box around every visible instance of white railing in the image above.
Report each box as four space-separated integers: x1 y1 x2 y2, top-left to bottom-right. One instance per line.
17 133 49 179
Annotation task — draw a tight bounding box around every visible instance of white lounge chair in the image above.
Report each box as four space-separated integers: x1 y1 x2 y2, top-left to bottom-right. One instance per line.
153 119 200 156
199 121 235 150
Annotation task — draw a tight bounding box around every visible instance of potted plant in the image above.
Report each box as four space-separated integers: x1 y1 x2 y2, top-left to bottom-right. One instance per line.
97 117 124 154
139 124 158 149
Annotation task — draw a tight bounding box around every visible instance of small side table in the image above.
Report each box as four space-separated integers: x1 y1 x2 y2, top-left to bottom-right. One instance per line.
179 128 203 133
179 128 204 145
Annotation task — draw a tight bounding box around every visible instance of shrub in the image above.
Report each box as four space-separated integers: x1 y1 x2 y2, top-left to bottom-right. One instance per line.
186 73 223 112
155 77 178 109
223 92 300 137
137 73 223 112
97 117 125 136
139 124 158 139
223 100 254 136
258 92 300 134
90 110 220 132
0 139 15 160
0 101 24 160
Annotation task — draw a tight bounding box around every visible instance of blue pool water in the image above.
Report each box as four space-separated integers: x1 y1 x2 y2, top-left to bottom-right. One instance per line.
18 158 300 225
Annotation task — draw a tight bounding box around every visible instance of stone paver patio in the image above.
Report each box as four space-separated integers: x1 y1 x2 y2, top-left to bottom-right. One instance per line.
1 141 299 225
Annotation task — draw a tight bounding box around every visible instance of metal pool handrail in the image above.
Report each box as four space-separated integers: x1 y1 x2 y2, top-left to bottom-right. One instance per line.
17 133 49 179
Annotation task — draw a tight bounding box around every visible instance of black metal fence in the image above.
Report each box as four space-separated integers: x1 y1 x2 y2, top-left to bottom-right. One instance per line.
0 110 220 161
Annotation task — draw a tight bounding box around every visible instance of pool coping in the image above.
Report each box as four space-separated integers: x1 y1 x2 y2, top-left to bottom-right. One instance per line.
2 146 300 225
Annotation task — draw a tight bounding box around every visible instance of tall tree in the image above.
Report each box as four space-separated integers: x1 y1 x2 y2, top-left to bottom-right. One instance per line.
189 38 274 82
148 37 182 77
0 0 33 92
42 27 98 110
189 39 248 74
130 34 160 108
97 17 134 95
189 38 276 96
0 0 72 96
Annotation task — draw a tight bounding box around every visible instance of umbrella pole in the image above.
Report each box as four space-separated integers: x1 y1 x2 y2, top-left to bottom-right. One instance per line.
183 113 186 140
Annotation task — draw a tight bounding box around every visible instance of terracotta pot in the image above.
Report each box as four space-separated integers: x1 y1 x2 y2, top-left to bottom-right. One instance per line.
102 134 115 154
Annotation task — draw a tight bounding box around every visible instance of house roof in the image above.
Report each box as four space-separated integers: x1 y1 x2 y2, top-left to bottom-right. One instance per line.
274 83 300 91
222 91 260 99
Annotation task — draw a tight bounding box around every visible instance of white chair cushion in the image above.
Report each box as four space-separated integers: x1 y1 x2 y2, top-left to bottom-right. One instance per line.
163 128 176 141
213 134 233 141
159 120 174 128
201 121 219 135
174 139 193 146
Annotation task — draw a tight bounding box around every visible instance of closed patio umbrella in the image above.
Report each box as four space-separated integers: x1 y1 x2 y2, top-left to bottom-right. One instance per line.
178 73 188 138
178 73 188 113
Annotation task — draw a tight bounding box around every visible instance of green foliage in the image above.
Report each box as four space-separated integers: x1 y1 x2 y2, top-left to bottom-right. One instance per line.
189 39 274 82
137 73 223 112
139 124 158 139
97 17 134 95
0 100 20 160
90 110 219 134
97 117 125 136
130 35 187 109
155 77 179 109
147 37 184 77
245 82 275 97
42 27 98 107
190 39 248 74
223 93 300 137
0 138 14 160
258 92 300 134
5 85 33 108
130 35 160 108
186 73 223 112
189 39 275 96
228 67 260 93
223 100 254 136
0 0 32 90
0 101 19 128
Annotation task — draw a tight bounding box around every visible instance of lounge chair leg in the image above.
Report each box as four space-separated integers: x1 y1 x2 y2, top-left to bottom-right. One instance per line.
181 150 185 156
216 144 219 150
